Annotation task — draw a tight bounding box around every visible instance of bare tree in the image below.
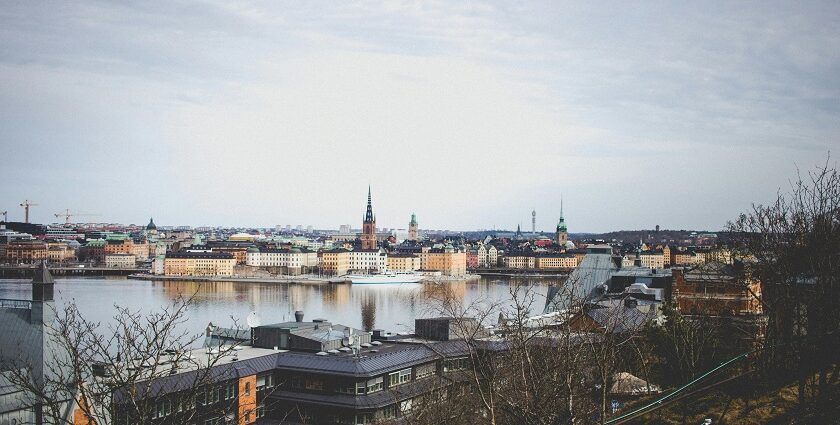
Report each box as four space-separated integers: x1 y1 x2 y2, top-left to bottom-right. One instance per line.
2 293 249 425
728 157 840 409
408 275 650 425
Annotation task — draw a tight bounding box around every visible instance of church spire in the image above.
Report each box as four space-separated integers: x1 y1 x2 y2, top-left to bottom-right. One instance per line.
364 185 374 223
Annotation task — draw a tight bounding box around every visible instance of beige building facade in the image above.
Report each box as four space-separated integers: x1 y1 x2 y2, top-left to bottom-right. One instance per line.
105 253 137 268
320 249 350 276
164 252 236 277
535 254 578 269
387 254 421 272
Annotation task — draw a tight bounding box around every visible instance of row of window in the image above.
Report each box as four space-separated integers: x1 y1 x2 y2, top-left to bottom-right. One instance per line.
152 373 275 420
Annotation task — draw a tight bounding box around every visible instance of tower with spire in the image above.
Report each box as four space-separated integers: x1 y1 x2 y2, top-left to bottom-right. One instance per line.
408 213 418 241
556 197 568 246
360 186 377 250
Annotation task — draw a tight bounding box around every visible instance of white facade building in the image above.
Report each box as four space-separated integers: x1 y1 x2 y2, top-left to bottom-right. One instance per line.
105 253 136 268
245 248 319 271
348 249 387 273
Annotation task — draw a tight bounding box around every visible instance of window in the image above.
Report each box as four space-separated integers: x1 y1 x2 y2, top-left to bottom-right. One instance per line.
354 413 374 425
154 399 171 419
257 374 270 390
224 383 236 400
400 398 414 413
388 368 412 387
443 357 468 372
208 387 220 404
366 377 383 393
382 404 397 418
245 381 251 396
256 403 265 418
305 379 324 391
415 363 436 379
245 411 252 422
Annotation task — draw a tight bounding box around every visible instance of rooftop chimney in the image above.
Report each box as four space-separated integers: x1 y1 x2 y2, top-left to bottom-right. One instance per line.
294 310 304 323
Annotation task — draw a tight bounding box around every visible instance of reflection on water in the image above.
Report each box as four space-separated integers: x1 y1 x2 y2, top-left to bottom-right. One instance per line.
0 276 563 336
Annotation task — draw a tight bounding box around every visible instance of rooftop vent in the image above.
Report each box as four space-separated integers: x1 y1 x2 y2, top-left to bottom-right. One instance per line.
361 343 372 348
315 351 327 356
370 341 382 346
295 310 304 322
328 349 340 354
339 347 351 352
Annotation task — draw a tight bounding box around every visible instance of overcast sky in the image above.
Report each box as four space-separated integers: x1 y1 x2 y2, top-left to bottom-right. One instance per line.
1 1 838 232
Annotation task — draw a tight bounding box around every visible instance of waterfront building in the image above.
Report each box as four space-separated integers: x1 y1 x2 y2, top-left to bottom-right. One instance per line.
387 253 421 272
360 187 377 250
465 249 479 269
418 246 467 276
535 254 578 269
476 244 498 268
163 252 236 277
151 254 165 275
320 249 350 276
46 241 75 263
348 249 387 273
105 253 137 268
103 237 148 262
78 239 106 263
408 213 418 241
502 253 536 269
4 240 48 263
245 247 319 275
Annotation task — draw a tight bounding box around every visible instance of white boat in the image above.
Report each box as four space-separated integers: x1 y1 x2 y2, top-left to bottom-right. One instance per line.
348 271 423 284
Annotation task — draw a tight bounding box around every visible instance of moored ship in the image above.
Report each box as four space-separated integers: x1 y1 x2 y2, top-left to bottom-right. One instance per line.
348 271 423 284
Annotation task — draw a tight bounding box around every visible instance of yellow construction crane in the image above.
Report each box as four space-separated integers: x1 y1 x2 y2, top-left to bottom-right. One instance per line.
20 200 38 223
54 209 101 225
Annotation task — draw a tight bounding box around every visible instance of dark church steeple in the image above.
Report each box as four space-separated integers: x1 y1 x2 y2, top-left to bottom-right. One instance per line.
361 186 377 250
364 185 375 223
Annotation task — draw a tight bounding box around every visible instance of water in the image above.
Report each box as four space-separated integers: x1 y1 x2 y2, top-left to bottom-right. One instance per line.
0 276 560 337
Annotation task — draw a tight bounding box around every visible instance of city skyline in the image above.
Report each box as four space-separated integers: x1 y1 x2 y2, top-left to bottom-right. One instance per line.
2 2 838 232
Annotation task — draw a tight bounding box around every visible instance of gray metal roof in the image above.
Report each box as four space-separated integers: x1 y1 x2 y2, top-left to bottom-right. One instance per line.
273 344 438 377
544 251 619 313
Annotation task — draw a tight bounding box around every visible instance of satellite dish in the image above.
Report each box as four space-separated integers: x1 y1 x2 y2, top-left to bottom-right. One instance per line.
246 312 262 328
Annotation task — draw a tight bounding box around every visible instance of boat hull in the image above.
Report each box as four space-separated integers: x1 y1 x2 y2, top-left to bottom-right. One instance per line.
348 274 423 284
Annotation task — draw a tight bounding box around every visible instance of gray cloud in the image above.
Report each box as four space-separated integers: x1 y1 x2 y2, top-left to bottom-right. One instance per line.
1 1 838 232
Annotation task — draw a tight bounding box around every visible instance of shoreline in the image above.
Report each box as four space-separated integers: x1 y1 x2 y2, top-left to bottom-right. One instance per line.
126 273 482 285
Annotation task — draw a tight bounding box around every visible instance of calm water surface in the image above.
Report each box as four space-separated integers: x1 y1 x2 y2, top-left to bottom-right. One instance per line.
0 277 559 336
